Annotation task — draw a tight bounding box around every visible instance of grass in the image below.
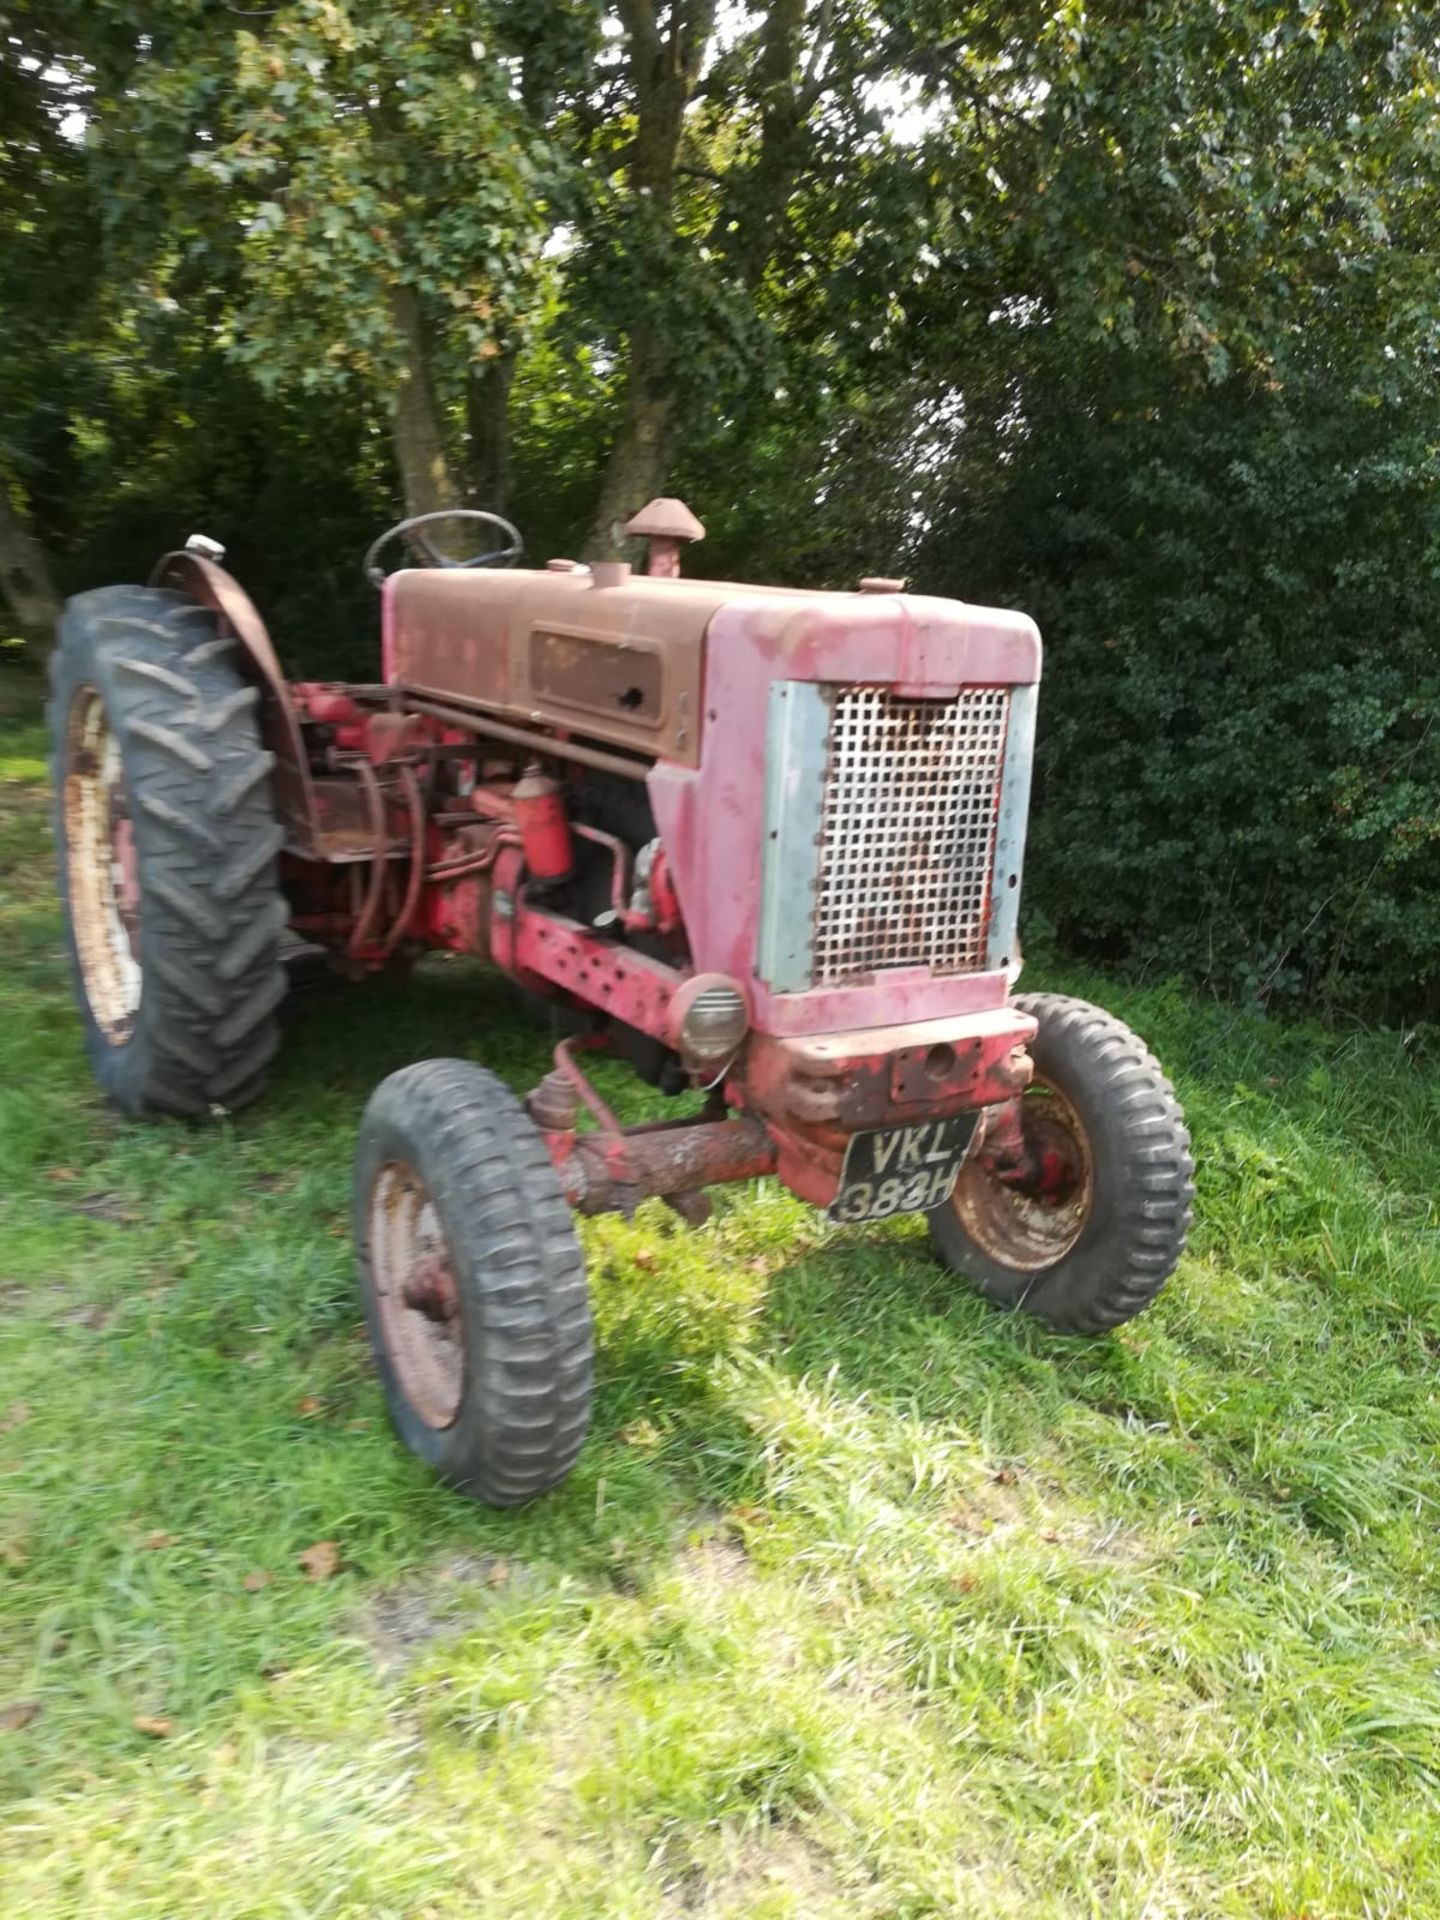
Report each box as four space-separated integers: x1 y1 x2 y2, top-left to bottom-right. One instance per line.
4 654 1440 1916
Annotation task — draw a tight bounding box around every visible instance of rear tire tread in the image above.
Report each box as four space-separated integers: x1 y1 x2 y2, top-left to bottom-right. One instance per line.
50 585 287 1117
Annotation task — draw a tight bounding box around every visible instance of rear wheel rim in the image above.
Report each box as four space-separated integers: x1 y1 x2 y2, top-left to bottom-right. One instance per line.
63 686 142 1044
369 1160 467 1429
949 1077 1094 1272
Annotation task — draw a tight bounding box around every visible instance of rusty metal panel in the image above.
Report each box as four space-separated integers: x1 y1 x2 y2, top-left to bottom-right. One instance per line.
387 570 515 711
387 568 718 767
512 909 680 1042
528 627 664 727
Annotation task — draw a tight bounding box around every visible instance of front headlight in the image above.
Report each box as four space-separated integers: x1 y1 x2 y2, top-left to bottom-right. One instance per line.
670 973 750 1070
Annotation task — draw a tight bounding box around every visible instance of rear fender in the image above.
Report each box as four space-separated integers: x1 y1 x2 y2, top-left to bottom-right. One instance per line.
149 551 320 852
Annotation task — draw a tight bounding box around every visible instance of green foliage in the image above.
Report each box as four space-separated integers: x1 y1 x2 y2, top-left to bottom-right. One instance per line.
209 6 551 393
5 1 1440 1005
0 24 98 521
918 360 1440 1015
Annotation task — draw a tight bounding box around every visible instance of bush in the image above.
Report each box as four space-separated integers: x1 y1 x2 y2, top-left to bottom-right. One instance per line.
921 372 1440 1019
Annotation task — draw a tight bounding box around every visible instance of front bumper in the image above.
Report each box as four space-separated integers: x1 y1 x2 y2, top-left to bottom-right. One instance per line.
735 1004 1037 1208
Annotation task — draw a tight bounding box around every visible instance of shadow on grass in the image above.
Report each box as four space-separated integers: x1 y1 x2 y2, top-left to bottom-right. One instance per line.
43 948 1163 1539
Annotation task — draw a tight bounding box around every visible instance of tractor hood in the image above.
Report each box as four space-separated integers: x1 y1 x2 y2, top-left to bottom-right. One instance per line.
380 564 1041 772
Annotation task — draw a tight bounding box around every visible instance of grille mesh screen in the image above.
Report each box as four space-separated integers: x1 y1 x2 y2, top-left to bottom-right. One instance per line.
811 686 1011 984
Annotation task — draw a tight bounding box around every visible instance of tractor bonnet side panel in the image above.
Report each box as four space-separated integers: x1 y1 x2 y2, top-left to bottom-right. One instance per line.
381 568 726 768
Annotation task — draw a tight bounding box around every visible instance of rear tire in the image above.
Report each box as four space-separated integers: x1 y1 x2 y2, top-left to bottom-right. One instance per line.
49 585 287 1117
354 1059 594 1506
928 993 1194 1332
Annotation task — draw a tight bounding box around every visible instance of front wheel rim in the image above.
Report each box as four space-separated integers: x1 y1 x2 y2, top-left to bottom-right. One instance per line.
949 1077 1094 1272
63 686 142 1044
369 1160 467 1429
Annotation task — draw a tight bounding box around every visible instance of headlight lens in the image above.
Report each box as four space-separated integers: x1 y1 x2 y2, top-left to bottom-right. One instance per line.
675 977 749 1065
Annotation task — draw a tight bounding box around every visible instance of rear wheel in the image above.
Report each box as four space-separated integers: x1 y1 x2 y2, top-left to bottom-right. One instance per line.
354 1059 594 1506
50 586 288 1116
929 993 1194 1332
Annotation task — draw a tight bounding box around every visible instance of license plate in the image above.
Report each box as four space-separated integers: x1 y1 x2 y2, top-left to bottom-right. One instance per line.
827 1113 980 1225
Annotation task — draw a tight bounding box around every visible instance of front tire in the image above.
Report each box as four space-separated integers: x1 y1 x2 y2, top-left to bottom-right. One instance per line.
49 585 288 1116
354 1060 594 1506
929 993 1194 1332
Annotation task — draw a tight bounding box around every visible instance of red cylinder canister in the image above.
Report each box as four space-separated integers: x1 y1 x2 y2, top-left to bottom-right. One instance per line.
511 762 574 882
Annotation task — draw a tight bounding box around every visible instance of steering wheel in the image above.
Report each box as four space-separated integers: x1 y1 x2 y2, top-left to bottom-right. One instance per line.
363 509 524 588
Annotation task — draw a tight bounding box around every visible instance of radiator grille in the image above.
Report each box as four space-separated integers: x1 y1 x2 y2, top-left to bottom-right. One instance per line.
811 686 1011 984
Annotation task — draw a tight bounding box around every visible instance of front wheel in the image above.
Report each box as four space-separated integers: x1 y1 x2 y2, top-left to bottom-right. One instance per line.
929 993 1194 1332
354 1060 594 1506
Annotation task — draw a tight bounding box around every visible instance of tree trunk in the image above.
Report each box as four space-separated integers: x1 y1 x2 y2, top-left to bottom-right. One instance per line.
464 350 516 511
584 325 675 559
723 0 808 285
388 284 460 518
0 479 61 643
585 0 716 559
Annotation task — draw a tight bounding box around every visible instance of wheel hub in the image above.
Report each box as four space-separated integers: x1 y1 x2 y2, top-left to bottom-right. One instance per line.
949 1078 1094 1272
401 1256 459 1323
369 1161 466 1429
63 687 142 1044
111 810 140 940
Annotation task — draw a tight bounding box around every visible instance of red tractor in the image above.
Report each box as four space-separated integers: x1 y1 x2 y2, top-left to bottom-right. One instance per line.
50 504 1194 1505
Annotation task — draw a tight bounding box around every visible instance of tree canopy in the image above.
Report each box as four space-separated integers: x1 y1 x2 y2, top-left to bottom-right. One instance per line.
3 1 1439 1012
